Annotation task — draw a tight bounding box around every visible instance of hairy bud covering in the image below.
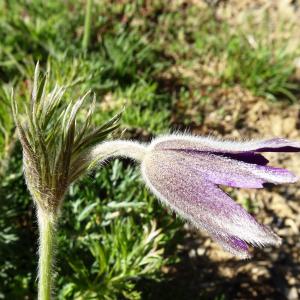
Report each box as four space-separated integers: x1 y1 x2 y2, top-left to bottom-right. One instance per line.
12 63 121 213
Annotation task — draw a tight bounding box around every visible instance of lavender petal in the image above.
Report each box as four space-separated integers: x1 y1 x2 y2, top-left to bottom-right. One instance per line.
211 234 251 258
162 150 298 188
246 138 300 153
152 135 300 154
142 151 281 257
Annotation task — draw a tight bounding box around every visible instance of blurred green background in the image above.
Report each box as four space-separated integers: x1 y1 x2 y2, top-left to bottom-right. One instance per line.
1 0 300 299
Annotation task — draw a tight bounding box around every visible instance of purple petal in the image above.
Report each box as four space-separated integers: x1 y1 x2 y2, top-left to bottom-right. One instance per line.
152 135 300 154
170 149 269 166
212 235 250 258
247 138 300 153
163 150 298 188
142 151 281 258
214 152 269 165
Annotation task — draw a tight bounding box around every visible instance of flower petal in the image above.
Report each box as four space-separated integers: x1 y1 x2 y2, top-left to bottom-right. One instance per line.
245 138 300 153
155 149 297 188
214 151 269 165
142 151 281 257
211 234 250 259
152 135 300 154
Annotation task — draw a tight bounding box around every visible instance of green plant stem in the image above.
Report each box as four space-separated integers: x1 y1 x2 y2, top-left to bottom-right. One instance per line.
82 0 93 51
37 207 57 300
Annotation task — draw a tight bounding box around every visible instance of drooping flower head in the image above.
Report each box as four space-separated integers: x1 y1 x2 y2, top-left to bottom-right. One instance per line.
138 134 300 258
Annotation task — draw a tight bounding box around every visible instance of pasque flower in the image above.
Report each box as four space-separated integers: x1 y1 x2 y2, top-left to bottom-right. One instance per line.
13 65 300 299
92 135 300 258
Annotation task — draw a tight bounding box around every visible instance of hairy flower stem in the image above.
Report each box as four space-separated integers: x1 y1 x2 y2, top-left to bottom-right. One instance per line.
90 140 147 162
37 207 57 300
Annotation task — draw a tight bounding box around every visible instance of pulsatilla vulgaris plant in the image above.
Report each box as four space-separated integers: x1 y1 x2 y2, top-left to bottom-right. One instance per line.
13 65 300 299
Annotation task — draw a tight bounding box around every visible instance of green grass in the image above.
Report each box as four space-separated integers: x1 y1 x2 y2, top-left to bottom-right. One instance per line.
0 155 181 299
151 3 298 101
57 160 180 300
0 85 15 175
0 149 35 299
0 0 299 299
220 35 297 101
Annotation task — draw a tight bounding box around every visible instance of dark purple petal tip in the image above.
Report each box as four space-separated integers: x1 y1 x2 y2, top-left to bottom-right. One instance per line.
249 138 300 153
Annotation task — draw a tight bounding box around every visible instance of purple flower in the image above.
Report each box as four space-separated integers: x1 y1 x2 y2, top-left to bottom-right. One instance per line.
140 135 300 258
